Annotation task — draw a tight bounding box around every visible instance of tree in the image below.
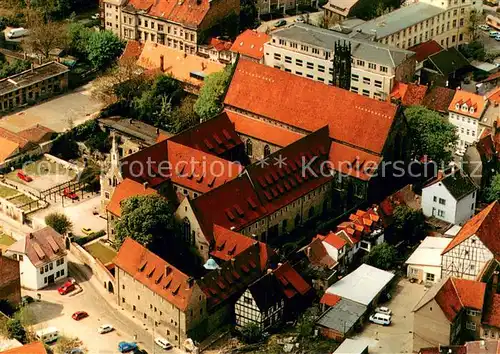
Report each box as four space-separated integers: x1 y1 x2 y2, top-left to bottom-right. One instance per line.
45 212 73 235
6 319 26 343
194 66 232 120
362 243 397 270
0 59 31 79
485 173 500 202
459 40 485 61
240 323 262 343
85 30 124 69
316 13 336 29
467 9 480 41
240 0 259 30
392 205 426 244
405 105 458 165
22 19 67 59
115 195 175 248
67 22 91 59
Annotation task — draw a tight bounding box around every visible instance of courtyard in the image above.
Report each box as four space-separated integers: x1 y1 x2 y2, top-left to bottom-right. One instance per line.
351 278 427 353
84 240 117 265
0 82 103 133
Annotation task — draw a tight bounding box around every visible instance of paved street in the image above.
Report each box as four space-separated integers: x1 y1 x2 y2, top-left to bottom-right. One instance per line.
23 255 186 354
0 83 103 133
351 278 427 354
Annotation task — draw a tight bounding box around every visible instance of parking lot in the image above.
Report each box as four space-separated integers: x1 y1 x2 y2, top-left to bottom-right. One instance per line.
22 257 186 354
352 278 427 354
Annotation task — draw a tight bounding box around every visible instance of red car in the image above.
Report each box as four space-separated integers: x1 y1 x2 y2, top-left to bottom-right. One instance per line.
58 280 75 295
63 188 79 200
72 311 88 321
17 171 33 182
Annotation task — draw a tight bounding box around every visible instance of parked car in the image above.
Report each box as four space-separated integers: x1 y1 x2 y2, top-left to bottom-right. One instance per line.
91 13 100 20
275 19 287 27
154 337 173 350
495 35 500 41
133 349 148 354
375 306 392 315
118 341 138 353
63 188 79 200
81 227 93 235
296 15 305 23
369 313 391 326
58 280 75 295
71 311 88 321
6 28 29 39
479 24 490 30
35 327 59 343
17 170 33 182
65 349 83 354
489 30 499 37
97 324 114 334
21 295 34 306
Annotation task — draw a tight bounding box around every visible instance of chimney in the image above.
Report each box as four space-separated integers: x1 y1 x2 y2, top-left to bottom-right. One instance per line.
492 271 499 293
165 265 172 276
129 118 133 125
160 55 165 72
156 128 160 135
186 276 194 288
306 246 311 258
143 181 149 189
28 233 33 239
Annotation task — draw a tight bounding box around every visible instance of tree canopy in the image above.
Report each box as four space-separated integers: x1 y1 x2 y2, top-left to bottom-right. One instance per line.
115 195 176 248
350 0 400 20
392 205 426 244
45 212 73 235
405 105 458 165
362 243 397 270
86 30 124 69
22 19 67 59
194 66 232 120
486 173 500 202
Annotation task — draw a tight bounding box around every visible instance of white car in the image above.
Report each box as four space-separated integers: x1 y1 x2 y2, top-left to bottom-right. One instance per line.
154 337 173 350
489 30 499 37
369 313 391 326
375 306 392 315
91 13 100 20
97 324 114 334
478 24 490 31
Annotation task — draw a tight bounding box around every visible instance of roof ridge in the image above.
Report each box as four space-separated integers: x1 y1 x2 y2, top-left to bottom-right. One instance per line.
450 278 464 307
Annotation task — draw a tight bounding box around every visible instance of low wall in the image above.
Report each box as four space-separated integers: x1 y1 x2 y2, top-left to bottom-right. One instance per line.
44 153 82 173
70 242 115 293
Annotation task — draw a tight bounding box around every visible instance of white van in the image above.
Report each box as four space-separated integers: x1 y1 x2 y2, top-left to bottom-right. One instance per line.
6 28 29 39
369 313 391 326
155 336 173 350
35 327 59 343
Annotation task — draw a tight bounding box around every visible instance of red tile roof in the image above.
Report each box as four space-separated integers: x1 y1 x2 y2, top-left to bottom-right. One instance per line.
335 208 381 240
1 342 47 354
198 241 264 308
9 227 66 268
304 237 337 268
323 231 347 249
328 141 381 181
320 293 341 307
0 127 30 149
121 40 143 61
169 112 243 157
17 125 54 143
482 70 500 83
486 86 500 105
448 90 488 119
106 178 158 217
211 225 258 262
230 30 270 60
245 127 332 215
409 40 443 62
422 86 456 113
0 255 20 287
273 262 311 299
209 37 232 52
113 238 196 311
224 59 398 155
434 277 486 322
126 0 219 28
390 81 428 106
483 294 500 327
225 110 304 147
442 201 500 255
121 139 243 193
477 128 500 162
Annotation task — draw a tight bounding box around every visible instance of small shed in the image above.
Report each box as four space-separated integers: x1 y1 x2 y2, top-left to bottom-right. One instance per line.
316 298 367 341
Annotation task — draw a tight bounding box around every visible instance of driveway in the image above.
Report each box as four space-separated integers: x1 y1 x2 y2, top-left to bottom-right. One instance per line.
351 278 427 354
22 256 187 354
0 83 103 133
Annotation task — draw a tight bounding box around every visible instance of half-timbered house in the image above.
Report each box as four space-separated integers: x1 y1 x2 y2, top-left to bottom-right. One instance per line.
441 201 500 280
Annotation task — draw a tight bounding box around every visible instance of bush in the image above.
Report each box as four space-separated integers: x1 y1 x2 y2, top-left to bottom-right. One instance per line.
6 319 26 343
75 230 106 246
240 323 262 344
45 213 73 235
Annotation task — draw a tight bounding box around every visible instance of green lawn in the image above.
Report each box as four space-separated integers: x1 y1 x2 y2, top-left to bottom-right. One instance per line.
6 157 77 181
0 185 20 198
10 194 34 206
0 233 16 247
85 241 117 265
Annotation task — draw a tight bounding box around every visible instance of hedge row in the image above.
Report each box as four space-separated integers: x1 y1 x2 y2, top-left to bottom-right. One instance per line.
75 230 106 246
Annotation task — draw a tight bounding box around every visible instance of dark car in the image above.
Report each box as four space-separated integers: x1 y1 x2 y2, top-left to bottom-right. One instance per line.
71 311 88 321
275 19 287 27
118 342 138 353
21 295 34 306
